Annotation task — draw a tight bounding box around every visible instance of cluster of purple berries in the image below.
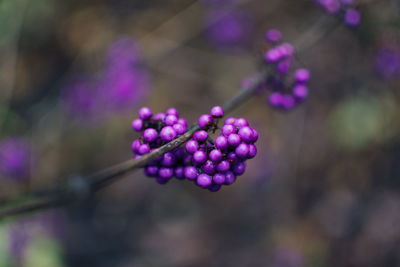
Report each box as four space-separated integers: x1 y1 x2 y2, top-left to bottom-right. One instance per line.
263 29 310 110
131 106 259 192
316 0 361 26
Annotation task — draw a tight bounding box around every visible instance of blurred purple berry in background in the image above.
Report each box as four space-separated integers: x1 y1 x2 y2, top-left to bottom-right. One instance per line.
375 45 400 80
204 9 253 50
344 9 361 26
62 36 150 122
0 138 30 182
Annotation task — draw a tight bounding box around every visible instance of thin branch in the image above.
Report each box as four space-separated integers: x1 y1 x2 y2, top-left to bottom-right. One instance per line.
0 15 338 221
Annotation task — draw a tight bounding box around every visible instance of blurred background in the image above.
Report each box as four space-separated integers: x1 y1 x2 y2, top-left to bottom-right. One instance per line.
0 0 399 266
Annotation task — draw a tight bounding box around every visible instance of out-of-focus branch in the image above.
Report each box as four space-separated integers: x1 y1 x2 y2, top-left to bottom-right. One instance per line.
0 15 338 221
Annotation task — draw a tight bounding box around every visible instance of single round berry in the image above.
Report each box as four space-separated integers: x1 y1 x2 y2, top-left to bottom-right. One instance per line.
281 95 295 110
344 9 361 26
196 174 212 188
247 144 257 159
166 107 179 117
160 126 177 142
224 117 236 125
294 68 310 83
145 166 158 177
215 136 228 150
232 161 246 176
265 48 281 63
227 152 239 165
224 171 237 185
268 92 283 107
159 167 174 179
139 107 153 120
235 143 250 158
278 43 294 57
202 160 216 175
184 166 198 180
222 125 236 136
164 115 178 126
138 144 150 155
252 129 259 143
173 123 186 135
153 112 166 121
161 152 176 167
143 128 158 143
277 59 292 74
132 119 143 132
198 114 214 129
213 173 226 185
293 84 308 101
185 140 199 154
208 184 221 192
193 130 208 142
210 106 224 118
193 150 207 164
228 134 241 147
177 118 188 127
209 149 223 163
216 160 231 172
175 166 185 179
265 29 282 43
234 118 249 128
238 127 254 143
131 139 141 153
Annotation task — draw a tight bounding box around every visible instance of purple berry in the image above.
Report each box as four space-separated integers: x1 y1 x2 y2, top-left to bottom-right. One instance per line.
265 48 281 63
265 29 282 43
202 160 216 175
193 130 208 142
281 95 295 110
235 143 250 158
166 107 179 117
224 171 237 185
198 114 214 129
184 166 198 180
208 184 221 192
131 139 141 153
227 134 241 147
278 43 294 57
247 144 257 159
160 126 177 142
294 68 310 83
268 92 283 107
344 9 361 26
143 128 158 143
227 152 239 165
173 123 186 135
209 149 223 163
159 167 174 179
139 107 153 120
175 166 185 179
153 112 166 121
215 136 228 150
161 152 176 167
222 125 236 136
193 150 207 164
238 126 254 143
224 117 236 125
145 166 158 177
252 129 259 143
164 115 178 126
210 106 224 118
185 140 199 154
276 58 292 74
196 174 212 188
232 161 246 176
213 173 226 185
234 118 249 128
138 144 150 155
293 84 309 101
177 118 188 127
216 160 231 172
132 119 143 131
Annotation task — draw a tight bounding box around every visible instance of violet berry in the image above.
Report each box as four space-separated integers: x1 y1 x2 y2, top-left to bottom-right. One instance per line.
139 107 152 120
210 106 224 118
196 174 212 188
160 126 177 142
198 114 214 129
